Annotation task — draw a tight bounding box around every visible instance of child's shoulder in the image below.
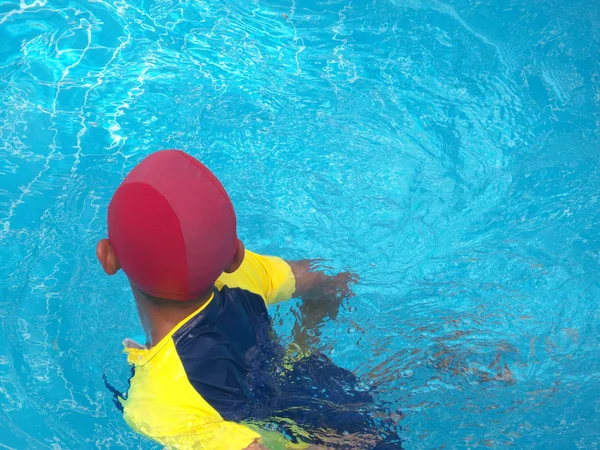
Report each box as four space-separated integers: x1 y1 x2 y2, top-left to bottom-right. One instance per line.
216 250 295 304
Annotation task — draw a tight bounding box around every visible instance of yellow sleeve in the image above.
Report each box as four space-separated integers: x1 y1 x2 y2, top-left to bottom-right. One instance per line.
216 250 296 304
123 340 261 450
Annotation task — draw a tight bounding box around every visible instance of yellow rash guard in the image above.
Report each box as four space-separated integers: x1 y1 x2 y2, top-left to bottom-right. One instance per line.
119 251 298 449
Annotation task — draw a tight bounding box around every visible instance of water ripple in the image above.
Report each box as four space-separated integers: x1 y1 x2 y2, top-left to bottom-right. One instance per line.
0 0 598 448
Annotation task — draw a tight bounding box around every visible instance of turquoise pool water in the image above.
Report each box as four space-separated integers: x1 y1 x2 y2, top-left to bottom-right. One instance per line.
1 0 599 448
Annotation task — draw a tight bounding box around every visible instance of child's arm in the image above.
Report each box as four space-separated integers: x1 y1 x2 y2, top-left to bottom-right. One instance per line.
217 250 357 314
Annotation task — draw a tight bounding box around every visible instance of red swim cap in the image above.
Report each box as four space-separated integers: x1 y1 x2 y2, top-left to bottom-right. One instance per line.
107 150 237 301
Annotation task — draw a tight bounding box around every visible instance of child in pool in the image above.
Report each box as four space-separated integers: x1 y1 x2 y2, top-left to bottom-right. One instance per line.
97 150 401 449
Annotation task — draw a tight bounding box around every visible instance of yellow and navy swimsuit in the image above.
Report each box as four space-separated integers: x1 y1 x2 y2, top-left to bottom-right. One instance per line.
110 251 401 449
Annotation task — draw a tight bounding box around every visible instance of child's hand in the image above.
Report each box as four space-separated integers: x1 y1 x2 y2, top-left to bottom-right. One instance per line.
287 259 358 301
327 270 359 300
287 260 359 350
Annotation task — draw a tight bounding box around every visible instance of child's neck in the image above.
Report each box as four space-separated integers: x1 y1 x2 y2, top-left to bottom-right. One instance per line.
130 283 214 348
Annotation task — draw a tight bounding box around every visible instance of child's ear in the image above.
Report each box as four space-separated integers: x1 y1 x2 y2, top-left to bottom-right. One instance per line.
224 239 245 274
96 239 121 275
